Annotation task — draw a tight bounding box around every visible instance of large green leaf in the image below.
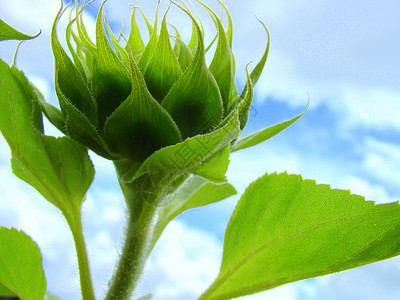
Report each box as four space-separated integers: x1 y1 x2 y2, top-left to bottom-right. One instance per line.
0 59 94 222
161 4 223 139
122 110 240 183
231 103 308 152
200 172 400 300
0 283 15 297
0 227 46 300
0 19 40 41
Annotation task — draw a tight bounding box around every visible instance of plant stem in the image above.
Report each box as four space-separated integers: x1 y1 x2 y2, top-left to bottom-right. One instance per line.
105 201 159 299
68 209 96 300
105 161 175 300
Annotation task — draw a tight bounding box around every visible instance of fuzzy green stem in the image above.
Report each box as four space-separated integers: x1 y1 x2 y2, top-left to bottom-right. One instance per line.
68 209 96 300
105 161 176 300
105 201 159 299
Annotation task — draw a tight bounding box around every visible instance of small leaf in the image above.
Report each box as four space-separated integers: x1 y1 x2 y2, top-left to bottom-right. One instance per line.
236 65 254 130
200 172 400 300
66 19 88 81
231 102 308 152
138 3 159 71
34 85 66 134
162 4 223 139
152 176 237 248
0 227 46 300
55 83 114 158
38 99 66 134
126 7 144 55
203 3 234 114
92 2 131 129
143 12 182 102
104 51 181 162
0 19 40 41
248 19 270 89
123 110 240 183
194 144 230 183
164 176 237 220
173 27 194 72
104 15 129 67
51 5 97 125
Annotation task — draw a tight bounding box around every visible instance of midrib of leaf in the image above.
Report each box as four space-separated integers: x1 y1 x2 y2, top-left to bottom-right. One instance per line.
203 206 400 300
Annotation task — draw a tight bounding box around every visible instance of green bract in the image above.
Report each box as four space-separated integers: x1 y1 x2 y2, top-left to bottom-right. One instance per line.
46 0 269 163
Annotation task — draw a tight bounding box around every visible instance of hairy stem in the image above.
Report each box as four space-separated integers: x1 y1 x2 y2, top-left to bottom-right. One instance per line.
105 201 159 299
68 209 96 300
105 161 176 299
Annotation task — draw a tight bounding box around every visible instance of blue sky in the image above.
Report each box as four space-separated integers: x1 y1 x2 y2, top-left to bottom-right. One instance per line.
1 0 400 299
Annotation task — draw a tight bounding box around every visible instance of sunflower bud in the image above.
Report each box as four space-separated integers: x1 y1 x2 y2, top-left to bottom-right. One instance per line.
42 0 267 163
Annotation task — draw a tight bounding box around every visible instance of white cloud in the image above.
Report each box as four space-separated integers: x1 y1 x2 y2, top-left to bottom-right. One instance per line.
230 0 400 131
359 137 400 190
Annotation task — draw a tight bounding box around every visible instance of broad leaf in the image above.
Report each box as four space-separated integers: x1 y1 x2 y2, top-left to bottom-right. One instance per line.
0 19 40 41
200 172 400 300
231 103 308 152
162 4 223 139
0 283 15 297
0 227 46 300
123 110 240 183
0 59 94 222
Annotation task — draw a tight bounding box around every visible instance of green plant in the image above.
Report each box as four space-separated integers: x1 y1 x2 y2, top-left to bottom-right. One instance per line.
1 1 400 299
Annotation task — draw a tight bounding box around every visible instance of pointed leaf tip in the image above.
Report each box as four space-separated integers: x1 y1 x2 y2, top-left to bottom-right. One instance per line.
0 19 41 41
143 11 182 102
105 52 182 162
162 4 223 139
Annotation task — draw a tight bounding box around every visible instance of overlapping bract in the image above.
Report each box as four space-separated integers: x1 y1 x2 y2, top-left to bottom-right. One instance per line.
46 0 268 163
